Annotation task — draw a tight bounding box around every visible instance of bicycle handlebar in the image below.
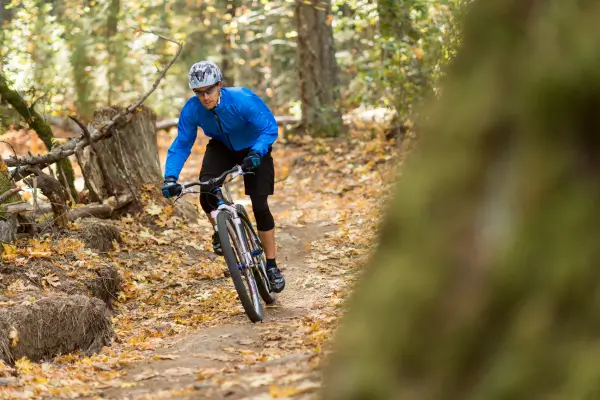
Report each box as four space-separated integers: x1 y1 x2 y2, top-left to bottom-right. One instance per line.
175 165 247 199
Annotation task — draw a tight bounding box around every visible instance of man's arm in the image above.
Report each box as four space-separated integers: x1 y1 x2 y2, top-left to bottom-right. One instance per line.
164 104 198 180
240 89 278 157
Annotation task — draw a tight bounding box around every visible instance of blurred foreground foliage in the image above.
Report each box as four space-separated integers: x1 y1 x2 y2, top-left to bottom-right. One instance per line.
325 1 600 399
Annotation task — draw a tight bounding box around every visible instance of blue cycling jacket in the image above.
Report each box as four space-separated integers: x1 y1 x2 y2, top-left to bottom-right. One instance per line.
164 87 278 180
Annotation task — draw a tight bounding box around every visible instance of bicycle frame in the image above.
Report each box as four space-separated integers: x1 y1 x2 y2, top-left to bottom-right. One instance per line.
211 203 255 270
178 165 261 272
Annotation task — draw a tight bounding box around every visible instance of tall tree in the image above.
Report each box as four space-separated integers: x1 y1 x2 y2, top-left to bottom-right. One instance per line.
106 0 122 105
295 0 343 137
0 0 7 74
220 0 239 86
325 0 600 398
70 33 95 120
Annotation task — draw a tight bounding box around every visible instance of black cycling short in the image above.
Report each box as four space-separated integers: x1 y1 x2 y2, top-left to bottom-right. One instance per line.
199 138 275 196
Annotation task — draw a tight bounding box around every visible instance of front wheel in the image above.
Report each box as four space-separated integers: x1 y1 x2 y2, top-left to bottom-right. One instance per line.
217 210 262 322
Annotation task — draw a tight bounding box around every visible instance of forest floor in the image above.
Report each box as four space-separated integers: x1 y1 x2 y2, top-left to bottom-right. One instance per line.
0 126 400 399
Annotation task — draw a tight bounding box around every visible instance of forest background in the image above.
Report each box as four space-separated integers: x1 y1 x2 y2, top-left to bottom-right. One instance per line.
0 0 462 139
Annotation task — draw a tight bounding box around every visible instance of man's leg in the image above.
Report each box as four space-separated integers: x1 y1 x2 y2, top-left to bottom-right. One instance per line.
258 228 276 259
199 139 236 255
251 194 285 292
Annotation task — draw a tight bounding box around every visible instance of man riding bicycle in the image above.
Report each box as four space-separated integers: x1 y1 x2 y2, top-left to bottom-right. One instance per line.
161 60 285 293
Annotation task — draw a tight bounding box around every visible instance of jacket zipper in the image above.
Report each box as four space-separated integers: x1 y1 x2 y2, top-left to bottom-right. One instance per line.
211 110 235 151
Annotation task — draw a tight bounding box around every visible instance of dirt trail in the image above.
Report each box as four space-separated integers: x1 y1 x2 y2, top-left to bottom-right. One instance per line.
100 201 341 400
0 136 391 399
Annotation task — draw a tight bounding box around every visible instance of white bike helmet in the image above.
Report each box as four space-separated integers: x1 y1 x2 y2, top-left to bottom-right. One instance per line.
188 61 223 89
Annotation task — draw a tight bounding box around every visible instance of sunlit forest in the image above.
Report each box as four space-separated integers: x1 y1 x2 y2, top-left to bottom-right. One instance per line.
2 0 595 399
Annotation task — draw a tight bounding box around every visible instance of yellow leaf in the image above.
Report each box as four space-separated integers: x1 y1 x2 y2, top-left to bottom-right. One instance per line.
145 203 163 216
269 385 303 398
2 243 17 261
15 357 33 374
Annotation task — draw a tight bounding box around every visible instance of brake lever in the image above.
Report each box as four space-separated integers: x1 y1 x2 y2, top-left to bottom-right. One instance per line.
173 186 186 202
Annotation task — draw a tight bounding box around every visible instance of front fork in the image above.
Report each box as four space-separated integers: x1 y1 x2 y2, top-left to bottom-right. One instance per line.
212 207 254 270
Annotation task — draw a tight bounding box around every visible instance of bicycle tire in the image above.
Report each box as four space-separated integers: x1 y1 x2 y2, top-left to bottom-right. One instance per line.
236 205 276 305
217 210 263 323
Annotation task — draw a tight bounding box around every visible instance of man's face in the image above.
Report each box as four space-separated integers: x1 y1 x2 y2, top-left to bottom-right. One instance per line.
193 82 221 110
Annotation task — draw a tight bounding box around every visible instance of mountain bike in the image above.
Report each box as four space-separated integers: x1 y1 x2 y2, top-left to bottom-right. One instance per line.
175 165 276 322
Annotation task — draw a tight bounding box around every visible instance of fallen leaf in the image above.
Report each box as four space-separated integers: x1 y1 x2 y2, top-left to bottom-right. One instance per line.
92 362 112 371
153 354 179 360
43 274 60 288
133 370 158 381
193 353 234 362
8 328 18 347
145 203 163 216
163 367 195 377
25 271 38 279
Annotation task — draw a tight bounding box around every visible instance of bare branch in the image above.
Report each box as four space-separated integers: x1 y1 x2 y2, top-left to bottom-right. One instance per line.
67 115 92 139
91 29 183 142
3 32 183 178
0 188 22 204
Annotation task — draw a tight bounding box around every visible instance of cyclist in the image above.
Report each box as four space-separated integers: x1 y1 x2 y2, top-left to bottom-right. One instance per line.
161 60 285 293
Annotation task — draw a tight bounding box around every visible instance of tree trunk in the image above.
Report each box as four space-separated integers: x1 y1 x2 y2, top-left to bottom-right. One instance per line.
76 105 161 207
0 159 21 244
325 1 600 399
25 169 69 229
220 0 238 86
295 0 343 137
106 0 121 105
0 1 5 69
70 34 94 120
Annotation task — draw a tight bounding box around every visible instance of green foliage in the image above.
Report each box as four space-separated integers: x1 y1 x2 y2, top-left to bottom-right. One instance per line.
333 0 458 123
0 0 464 122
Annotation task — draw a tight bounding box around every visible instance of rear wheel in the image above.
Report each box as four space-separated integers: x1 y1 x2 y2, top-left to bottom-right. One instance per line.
236 205 276 305
217 210 262 322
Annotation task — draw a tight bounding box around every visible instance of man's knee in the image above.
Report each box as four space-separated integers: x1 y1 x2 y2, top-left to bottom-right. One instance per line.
250 195 275 231
200 192 217 214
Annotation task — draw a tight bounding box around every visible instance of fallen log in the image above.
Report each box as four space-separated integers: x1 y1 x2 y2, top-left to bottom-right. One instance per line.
67 193 134 221
68 204 113 221
3 202 33 214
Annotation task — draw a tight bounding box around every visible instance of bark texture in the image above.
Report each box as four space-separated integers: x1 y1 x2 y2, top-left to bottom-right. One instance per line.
76 105 161 204
325 1 600 399
0 159 20 244
295 0 343 137
220 0 239 86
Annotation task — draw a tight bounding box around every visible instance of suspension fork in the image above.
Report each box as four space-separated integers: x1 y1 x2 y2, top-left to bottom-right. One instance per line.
213 199 255 269
232 216 254 269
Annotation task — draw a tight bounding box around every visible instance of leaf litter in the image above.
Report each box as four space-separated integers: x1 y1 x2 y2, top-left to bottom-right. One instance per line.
0 128 401 398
